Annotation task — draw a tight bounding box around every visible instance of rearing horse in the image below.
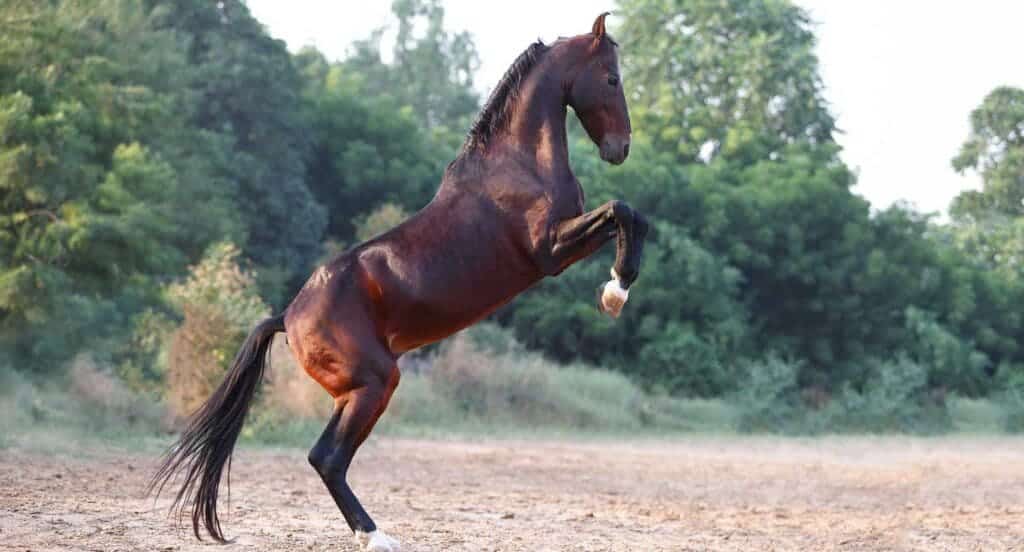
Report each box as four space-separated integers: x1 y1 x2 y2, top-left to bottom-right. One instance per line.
151 13 648 552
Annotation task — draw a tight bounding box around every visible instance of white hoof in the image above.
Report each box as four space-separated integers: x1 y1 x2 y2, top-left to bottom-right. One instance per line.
600 269 630 318
354 529 400 552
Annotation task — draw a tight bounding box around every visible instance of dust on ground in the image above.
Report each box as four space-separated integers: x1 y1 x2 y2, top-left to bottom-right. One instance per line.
2 435 1023 551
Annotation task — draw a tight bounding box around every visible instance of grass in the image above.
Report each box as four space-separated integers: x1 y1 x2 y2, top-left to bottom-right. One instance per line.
947 395 1008 433
2 324 1020 457
0 360 168 456
240 327 743 448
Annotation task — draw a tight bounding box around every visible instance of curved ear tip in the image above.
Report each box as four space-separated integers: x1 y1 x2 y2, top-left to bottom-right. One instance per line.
592 11 611 36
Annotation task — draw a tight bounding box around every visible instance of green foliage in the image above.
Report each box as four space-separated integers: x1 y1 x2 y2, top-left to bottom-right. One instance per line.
951 87 1024 219
903 307 990 395
733 355 806 433
618 0 834 164
0 0 241 371
947 395 1006 433
298 64 439 241
148 0 327 286
295 0 477 248
825 358 951 434
378 324 741 436
735 356 952 435
2 0 1024 437
166 242 270 329
163 242 269 419
345 0 480 129
356 203 411 242
944 86 1024 399
0 354 165 452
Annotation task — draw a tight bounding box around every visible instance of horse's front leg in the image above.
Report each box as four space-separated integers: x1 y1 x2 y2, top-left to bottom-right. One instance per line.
548 200 649 317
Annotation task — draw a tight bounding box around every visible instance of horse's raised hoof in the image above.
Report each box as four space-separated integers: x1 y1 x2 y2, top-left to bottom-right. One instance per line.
599 269 629 318
354 529 401 552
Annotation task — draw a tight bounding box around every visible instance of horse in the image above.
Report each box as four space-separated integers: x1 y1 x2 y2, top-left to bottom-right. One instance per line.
150 12 648 552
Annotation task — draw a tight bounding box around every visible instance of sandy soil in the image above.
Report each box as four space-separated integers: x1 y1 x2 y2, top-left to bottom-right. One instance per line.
2 436 1023 551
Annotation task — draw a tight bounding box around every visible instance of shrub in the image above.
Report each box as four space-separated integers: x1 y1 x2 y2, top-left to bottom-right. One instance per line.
825 357 951 434
381 323 732 434
733 354 806 433
356 203 410 242
164 242 269 421
637 322 734 397
947 395 1006 433
996 363 1024 432
735 354 952 435
904 307 990 396
67 354 164 431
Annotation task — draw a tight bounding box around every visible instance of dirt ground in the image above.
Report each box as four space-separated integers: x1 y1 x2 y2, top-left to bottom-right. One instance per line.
2 435 1023 551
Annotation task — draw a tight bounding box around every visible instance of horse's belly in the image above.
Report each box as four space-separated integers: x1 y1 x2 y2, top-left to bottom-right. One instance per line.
377 250 539 353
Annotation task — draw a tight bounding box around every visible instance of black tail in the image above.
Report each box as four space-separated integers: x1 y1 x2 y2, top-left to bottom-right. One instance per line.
148 314 285 542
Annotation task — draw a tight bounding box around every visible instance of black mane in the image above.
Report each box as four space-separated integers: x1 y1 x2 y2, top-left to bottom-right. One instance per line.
462 40 549 152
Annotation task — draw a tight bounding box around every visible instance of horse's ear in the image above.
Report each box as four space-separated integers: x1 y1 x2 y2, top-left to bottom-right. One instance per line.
592 12 610 40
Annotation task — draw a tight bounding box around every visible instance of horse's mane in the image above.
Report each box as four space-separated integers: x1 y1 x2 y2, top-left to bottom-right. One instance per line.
461 40 550 152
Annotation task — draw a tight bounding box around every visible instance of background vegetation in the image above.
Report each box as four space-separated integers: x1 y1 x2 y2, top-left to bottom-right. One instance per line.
3 0 1024 442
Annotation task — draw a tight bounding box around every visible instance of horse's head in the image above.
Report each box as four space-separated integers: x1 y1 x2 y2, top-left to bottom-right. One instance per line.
566 13 631 165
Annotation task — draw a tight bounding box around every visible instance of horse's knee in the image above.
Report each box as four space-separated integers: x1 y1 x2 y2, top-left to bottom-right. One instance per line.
610 200 647 235
608 199 631 222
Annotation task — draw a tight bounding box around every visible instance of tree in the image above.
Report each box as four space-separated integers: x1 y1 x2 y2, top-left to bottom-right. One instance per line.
296 49 443 244
295 1 481 247
617 0 835 165
944 87 1024 392
0 0 240 370
147 0 327 295
345 0 480 131
951 87 1024 220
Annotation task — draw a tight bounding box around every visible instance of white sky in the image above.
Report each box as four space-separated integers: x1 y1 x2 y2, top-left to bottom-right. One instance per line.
247 0 1024 216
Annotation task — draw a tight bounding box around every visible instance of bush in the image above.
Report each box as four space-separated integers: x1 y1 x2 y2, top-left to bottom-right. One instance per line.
373 323 734 435
947 395 1006 433
356 203 410 242
996 364 1024 432
734 354 806 433
825 357 951 434
164 242 269 421
734 355 951 435
0 354 164 451
638 322 734 397
904 307 990 396
67 354 164 431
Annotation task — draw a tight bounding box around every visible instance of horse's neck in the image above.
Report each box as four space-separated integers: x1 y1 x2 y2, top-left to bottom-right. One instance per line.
504 69 571 178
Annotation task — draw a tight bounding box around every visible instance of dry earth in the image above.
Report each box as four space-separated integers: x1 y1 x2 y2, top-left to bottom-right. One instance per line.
2 436 1023 551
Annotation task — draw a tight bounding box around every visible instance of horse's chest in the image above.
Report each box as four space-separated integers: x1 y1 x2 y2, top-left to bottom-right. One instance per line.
552 177 585 215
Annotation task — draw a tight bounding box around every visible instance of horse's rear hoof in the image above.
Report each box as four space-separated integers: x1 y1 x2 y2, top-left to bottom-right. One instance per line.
355 529 401 552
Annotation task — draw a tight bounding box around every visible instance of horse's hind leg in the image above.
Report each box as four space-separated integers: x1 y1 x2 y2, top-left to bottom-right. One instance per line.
307 356 400 551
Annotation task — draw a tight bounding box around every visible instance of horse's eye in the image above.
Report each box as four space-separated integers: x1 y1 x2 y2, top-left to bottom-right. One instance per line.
608 75 619 87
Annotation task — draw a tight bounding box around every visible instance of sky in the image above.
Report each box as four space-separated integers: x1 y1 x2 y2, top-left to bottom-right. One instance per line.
246 0 1024 216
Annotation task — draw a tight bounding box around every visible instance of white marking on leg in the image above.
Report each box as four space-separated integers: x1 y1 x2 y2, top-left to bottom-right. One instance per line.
601 268 630 318
354 529 401 552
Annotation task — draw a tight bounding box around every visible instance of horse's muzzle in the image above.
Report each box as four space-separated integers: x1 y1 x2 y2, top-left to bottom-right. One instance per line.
600 136 630 165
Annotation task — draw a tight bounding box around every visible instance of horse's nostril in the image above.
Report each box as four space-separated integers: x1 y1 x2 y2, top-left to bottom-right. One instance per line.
623 143 630 157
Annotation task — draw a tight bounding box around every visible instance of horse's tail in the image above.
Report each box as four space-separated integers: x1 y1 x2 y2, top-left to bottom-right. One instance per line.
148 313 286 542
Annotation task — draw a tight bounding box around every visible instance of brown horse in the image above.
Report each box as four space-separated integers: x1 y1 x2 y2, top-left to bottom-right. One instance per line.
150 13 648 552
